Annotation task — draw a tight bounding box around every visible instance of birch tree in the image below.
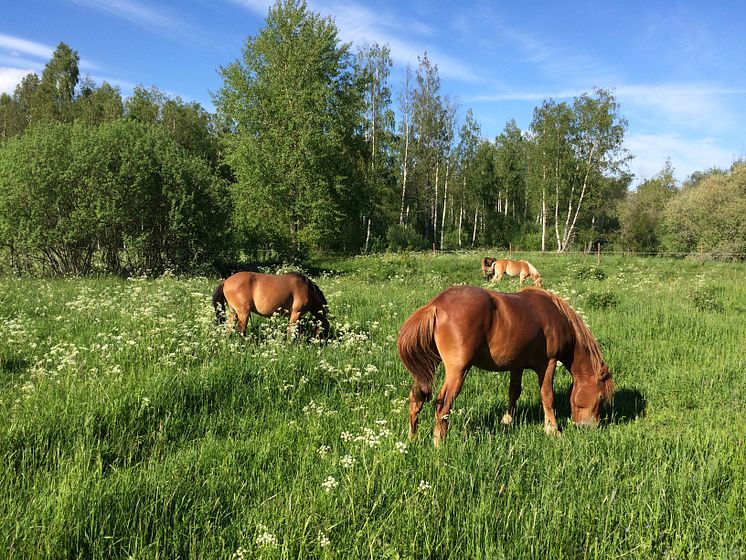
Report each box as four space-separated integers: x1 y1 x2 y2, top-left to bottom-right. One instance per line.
530 89 627 252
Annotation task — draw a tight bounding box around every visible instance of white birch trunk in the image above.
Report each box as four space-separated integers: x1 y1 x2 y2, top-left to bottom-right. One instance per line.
471 206 478 247
440 161 449 250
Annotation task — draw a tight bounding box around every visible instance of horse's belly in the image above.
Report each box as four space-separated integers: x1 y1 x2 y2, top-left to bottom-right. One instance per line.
473 352 524 372
253 299 292 317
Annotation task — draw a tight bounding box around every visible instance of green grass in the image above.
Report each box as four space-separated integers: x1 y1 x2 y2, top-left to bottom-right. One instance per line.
1 253 744 559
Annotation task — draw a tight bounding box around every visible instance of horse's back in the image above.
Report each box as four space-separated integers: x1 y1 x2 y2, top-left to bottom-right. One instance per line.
222 271 307 316
429 286 573 371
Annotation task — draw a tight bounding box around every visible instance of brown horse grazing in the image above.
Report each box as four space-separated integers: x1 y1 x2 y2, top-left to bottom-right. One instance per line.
480 257 498 279
397 286 613 446
491 259 543 287
212 271 329 339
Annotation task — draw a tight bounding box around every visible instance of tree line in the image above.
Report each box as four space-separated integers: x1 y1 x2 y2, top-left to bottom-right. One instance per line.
1 0 743 275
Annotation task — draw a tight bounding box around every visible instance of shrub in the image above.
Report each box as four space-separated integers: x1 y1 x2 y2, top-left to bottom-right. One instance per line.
386 224 428 252
585 290 619 310
691 287 724 312
576 266 607 280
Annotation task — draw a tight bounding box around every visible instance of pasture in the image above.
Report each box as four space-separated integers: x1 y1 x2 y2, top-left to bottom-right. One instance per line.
1 253 744 559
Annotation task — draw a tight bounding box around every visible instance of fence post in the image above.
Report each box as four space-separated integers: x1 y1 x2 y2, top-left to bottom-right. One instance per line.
597 242 601 264
509 243 512 257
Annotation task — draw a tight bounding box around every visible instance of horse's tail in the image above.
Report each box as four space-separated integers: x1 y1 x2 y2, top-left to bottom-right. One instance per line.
212 280 226 325
397 304 440 400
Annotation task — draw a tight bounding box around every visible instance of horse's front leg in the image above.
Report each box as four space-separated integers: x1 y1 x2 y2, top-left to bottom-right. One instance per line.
287 309 302 338
537 359 559 435
501 368 523 425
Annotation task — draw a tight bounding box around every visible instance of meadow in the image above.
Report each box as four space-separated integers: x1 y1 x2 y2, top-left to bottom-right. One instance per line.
0 252 744 559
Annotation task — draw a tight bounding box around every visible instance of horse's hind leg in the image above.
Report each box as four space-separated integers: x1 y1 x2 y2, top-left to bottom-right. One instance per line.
409 383 431 439
501 368 523 425
233 301 252 336
236 311 251 336
433 363 467 447
226 308 238 334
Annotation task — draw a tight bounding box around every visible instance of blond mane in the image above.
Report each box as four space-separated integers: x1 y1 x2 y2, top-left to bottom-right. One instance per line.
524 288 608 383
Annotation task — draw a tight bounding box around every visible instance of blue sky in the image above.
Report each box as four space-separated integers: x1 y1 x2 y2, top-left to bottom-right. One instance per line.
1 0 745 184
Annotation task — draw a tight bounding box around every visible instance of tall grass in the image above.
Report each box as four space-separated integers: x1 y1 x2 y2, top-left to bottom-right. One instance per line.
1 254 744 559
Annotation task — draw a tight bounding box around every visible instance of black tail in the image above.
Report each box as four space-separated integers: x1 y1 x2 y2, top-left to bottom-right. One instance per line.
212 280 226 324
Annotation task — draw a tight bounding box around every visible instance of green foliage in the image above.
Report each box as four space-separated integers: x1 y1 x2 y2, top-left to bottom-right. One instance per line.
215 0 367 257
529 89 629 252
0 121 231 275
618 162 676 253
74 81 124 126
661 162 746 257
690 286 724 313
576 265 606 280
584 289 619 310
0 255 745 558
385 224 428 251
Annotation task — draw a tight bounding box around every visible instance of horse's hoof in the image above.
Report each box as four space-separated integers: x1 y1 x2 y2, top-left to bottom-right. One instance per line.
500 413 513 425
544 424 561 436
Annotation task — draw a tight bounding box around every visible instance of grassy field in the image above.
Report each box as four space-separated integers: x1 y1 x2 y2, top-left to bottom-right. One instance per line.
1 252 744 559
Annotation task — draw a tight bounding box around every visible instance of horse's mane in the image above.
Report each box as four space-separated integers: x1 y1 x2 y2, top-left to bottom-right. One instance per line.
524 260 540 278
526 288 608 383
289 272 327 308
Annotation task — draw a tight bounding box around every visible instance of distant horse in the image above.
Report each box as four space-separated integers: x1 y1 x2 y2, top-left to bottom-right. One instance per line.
491 259 543 287
397 286 613 446
212 271 330 339
480 257 498 279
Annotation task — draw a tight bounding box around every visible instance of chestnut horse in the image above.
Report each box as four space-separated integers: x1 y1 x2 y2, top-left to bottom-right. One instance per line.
491 259 542 287
480 257 498 279
397 286 613 446
212 271 329 338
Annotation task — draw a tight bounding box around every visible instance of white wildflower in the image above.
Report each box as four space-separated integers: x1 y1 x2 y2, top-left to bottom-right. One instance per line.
340 454 356 468
418 480 432 492
322 476 338 493
318 530 331 548
395 441 407 454
255 524 277 546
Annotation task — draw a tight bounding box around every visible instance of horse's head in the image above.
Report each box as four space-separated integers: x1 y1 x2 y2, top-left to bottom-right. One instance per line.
313 313 330 340
534 277 543 287
481 258 496 278
570 363 614 427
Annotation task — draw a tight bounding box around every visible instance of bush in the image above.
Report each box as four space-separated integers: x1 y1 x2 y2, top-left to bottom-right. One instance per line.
585 290 619 310
691 287 724 313
0 121 231 275
386 224 428 252
576 266 607 280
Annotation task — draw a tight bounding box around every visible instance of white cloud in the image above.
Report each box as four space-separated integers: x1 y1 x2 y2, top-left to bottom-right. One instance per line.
470 88 585 103
228 0 273 16
69 0 180 31
616 83 746 135
68 0 212 48
228 0 479 82
323 0 478 82
625 133 738 183
0 67 33 94
0 33 55 60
